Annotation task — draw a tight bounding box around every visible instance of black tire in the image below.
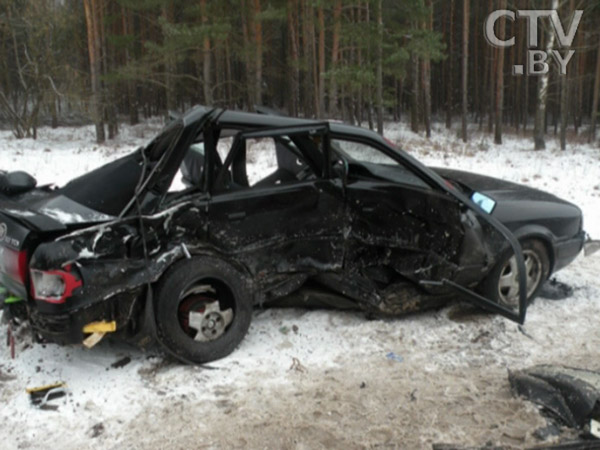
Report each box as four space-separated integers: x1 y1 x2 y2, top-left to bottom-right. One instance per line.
155 256 253 364
481 239 550 308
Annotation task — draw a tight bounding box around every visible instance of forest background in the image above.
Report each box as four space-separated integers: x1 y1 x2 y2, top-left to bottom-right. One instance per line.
0 0 599 151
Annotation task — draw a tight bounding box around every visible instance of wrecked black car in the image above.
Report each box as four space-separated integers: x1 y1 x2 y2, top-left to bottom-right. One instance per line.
0 106 598 363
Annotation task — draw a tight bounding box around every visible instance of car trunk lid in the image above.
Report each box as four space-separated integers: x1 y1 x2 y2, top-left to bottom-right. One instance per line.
0 193 115 298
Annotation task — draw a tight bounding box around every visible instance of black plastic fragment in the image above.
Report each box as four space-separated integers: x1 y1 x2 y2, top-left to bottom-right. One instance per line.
509 365 600 431
111 356 132 369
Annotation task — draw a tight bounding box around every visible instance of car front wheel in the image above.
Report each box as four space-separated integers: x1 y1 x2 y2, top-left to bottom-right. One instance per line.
482 239 550 308
155 255 253 364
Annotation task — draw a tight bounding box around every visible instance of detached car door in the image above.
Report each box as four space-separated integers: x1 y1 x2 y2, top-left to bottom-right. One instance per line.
207 124 346 276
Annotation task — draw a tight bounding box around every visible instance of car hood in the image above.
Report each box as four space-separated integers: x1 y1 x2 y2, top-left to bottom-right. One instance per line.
431 167 574 204
431 167 582 237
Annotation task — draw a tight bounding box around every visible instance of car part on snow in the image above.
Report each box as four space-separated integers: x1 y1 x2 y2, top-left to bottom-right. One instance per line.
584 236 600 257
82 320 117 348
110 356 132 369
27 382 67 410
509 365 600 437
539 278 575 301
83 332 105 348
83 320 117 333
434 440 600 449
386 352 404 363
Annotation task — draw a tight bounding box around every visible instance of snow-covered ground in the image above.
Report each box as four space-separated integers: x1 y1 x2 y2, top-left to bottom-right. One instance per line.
0 120 599 449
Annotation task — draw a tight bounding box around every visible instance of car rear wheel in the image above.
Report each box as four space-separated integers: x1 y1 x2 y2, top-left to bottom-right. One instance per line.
482 239 550 308
155 256 253 364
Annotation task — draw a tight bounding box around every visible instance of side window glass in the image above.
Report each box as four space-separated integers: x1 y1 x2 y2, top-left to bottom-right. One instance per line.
169 142 205 192
245 138 279 186
331 138 431 189
226 135 316 190
332 139 398 165
216 133 235 165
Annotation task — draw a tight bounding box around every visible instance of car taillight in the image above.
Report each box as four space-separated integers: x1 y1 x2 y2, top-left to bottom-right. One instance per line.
0 247 27 283
30 266 82 304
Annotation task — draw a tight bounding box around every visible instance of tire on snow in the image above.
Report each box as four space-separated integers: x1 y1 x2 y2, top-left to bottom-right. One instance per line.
155 255 253 364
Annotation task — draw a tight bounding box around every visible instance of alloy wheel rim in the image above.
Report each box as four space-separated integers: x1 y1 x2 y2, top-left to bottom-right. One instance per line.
177 283 234 342
497 249 542 308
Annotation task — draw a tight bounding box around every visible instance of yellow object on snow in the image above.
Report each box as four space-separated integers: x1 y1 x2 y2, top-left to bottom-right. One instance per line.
82 320 116 333
26 382 66 394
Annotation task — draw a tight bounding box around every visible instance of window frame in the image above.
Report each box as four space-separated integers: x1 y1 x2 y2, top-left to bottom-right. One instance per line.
328 133 438 191
210 123 331 194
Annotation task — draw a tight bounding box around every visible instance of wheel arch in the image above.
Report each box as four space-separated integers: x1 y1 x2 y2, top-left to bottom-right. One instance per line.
151 247 255 304
510 225 556 274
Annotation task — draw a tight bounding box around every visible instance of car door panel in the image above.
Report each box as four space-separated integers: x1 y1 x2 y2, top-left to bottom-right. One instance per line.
209 180 345 275
330 135 527 323
346 180 464 284
208 124 345 278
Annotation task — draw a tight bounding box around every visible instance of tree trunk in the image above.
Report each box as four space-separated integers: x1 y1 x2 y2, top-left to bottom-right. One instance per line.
355 5 362 125
162 4 177 114
461 0 469 142
317 6 326 116
411 53 419 133
329 0 342 118
590 36 600 143
252 0 263 106
309 5 319 116
122 7 138 125
241 0 253 108
51 97 58 128
225 38 233 108
445 0 454 129
376 0 384 135
494 0 506 145
301 0 313 117
287 0 300 116
83 0 105 143
534 0 557 150
559 72 568 150
201 0 212 105
575 27 585 132
101 2 117 139
472 0 480 124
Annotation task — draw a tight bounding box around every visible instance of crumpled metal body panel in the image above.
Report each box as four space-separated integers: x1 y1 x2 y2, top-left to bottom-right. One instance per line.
31 200 207 313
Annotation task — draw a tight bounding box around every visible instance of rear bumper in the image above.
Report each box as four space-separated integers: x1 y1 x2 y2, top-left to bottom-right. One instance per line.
553 231 586 273
29 309 86 344
28 289 143 345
